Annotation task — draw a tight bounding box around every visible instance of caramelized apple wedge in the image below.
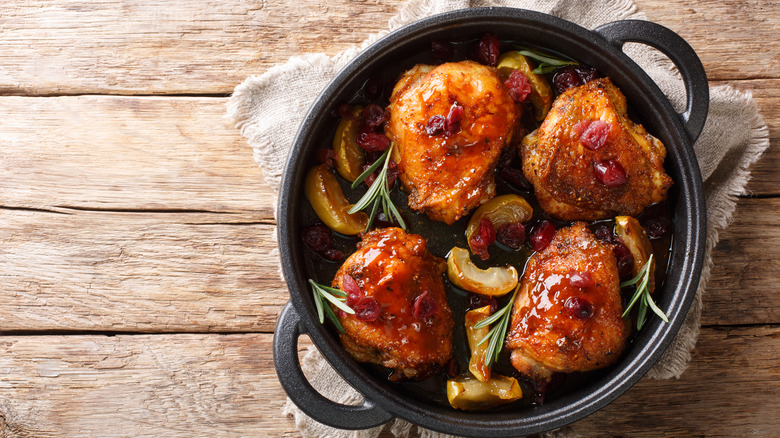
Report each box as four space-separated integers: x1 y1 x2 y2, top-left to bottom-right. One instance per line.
305 164 368 235
446 373 523 411
615 215 655 292
447 247 518 296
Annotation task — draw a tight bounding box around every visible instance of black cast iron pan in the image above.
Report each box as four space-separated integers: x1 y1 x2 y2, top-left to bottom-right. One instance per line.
273 7 707 436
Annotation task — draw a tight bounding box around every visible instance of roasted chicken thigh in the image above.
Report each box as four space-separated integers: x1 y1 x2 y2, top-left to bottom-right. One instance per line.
332 227 454 380
522 78 673 221
506 222 629 381
386 61 519 224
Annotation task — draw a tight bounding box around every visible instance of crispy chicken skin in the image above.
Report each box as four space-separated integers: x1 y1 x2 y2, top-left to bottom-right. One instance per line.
332 227 454 381
506 222 629 381
386 61 519 224
522 78 673 221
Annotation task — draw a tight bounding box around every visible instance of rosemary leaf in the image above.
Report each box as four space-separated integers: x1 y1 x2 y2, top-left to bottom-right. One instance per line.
347 144 406 231
322 302 347 333
473 288 519 367
309 279 355 333
309 279 326 324
319 289 355 314
620 255 668 330
515 48 578 67
352 147 390 189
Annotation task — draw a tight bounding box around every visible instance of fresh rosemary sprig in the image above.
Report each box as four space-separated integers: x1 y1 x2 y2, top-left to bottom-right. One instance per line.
348 144 406 232
513 46 578 74
309 279 355 333
620 255 668 330
474 287 519 368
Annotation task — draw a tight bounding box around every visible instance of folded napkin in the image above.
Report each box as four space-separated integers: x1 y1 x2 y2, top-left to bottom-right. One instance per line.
228 0 769 436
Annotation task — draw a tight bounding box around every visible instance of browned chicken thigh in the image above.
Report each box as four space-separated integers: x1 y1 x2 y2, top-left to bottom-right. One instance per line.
522 78 673 221
506 222 629 381
332 227 454 381
386 61 519 224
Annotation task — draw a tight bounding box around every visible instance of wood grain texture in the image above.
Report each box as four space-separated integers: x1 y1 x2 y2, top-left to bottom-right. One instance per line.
0 327 777 437
0 0 776 95
1 197 777 332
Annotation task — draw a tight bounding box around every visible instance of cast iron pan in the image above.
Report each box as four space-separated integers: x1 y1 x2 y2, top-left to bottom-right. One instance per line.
273 8 707 437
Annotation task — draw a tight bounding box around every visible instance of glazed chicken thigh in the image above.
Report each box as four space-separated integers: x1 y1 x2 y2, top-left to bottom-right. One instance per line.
386 61 519 224
506 222 629 381
522 78 673 221
332 227 454 381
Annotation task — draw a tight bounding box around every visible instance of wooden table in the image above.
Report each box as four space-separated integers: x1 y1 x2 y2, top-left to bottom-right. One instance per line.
0 1 777 436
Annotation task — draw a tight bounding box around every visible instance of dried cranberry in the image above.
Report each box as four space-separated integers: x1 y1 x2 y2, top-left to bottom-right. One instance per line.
470 216 496 261
643 216 669 239
477 33 500 66
412 290 439 319
431 39 454 62
316 148 335 168
552 66 584 94
321 248 345 261
338 310 347 319
564 296 594 319
594 160 627 187
613 241 635 280
373 211 396 229
353 297 380 322
362 104 386 128
445 104 464 136
426 114 446 135
343 274 363 307
301 224 332 252
497 222 526 249
573 120 590 137
361 162 377 187
336 103 355 120
530 220 556 252
386 160 399 188
568 270 594 288
575 65 599 83
504 70 532 103
363 76 383 101
580 120 611 151
356 129 391 152
593 223 616 244
469 293 499 314
500 166 532 191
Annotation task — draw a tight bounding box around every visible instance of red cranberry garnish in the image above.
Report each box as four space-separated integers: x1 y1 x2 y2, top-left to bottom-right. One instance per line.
412 290 439 319
431 39 454 62
316 148 335 168
504 70 532 103
500 166 532 191
593 223 616 244
426 114 446 135
356 129 391 152
353 297 380 321
497 222 526 249
343 274 363 307
530 220 556 252
477 33 500 66
580 120 611 151
575 65 599 83
336 103 355 120
469 293 499 314
594 160 627 187
612 241 635 280
445 104 464 136
564 296 594 319
552 66 583 94
470 216 496 261
363 76 383 101
362 160 397 189
361 162 377 187
568 270 594 288
302 224 332 252
362 104 386 128
643 216 669 238
321 248 345 261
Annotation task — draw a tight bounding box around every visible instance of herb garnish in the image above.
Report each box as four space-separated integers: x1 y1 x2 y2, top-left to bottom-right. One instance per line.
513 46 578 74
474 287 519 368
348 144 406 232
620 255 668 330
309 279 354 333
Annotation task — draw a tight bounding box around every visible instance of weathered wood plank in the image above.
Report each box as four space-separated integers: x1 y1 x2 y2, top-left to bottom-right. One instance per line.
0 197 777 332
0 326 777 437
0 96 272 212
0 0 775 95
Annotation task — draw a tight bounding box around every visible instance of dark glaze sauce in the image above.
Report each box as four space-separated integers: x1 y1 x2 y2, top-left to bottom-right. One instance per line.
299 35 674 410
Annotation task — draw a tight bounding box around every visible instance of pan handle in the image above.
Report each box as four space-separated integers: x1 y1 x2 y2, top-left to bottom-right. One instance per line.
273 302 393 430
595 20 709 142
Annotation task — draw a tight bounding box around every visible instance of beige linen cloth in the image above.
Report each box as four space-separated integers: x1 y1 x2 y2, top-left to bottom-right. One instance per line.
228 0 769 436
